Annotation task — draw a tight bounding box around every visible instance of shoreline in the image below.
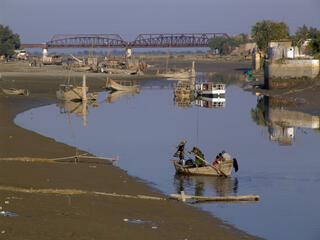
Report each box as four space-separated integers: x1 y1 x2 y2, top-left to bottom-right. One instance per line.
0 61 261 240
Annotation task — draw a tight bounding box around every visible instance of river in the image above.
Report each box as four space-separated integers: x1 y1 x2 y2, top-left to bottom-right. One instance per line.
15 76 320 240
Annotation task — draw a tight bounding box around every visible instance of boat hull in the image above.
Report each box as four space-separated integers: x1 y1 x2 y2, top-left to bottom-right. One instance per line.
173 160 233 176
106 78 139 92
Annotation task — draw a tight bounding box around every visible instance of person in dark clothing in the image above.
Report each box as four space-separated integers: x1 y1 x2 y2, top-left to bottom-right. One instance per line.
175 140 186 160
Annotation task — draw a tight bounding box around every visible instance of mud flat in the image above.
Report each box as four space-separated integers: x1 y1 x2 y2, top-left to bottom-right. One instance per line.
0 60 260 239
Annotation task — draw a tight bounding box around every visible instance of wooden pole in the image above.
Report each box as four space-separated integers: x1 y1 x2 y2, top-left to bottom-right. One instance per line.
82 74 87 101
170 191 260 202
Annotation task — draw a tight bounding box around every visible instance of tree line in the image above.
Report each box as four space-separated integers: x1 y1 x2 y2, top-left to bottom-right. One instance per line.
209 20 320 57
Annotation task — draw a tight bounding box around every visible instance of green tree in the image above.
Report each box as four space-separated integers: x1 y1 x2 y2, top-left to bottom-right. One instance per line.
292 25 320 55
208 34 251 55
251 20 290 53
0 25 21 58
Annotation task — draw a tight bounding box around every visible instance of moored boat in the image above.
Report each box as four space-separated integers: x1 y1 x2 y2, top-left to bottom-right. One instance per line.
195 82 226 96
106 78 140 92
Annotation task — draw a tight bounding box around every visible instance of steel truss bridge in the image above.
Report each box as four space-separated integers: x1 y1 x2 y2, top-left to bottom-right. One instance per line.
21 33 229 49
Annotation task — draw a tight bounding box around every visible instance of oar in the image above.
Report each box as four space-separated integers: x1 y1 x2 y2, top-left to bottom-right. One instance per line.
185 150 228 177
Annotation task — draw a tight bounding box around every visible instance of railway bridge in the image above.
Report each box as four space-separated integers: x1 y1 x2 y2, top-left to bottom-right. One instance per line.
21 33 229 49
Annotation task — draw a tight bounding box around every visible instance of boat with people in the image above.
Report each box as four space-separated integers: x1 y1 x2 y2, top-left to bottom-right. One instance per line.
172 141 238 177
195 82 226 96
172 159 234 176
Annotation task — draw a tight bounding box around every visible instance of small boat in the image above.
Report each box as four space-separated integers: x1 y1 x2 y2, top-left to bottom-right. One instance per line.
159 71 190 80
106 78 139 92
56 84 87 101
195 82 226 96
2 88 30 96
172 159 234 177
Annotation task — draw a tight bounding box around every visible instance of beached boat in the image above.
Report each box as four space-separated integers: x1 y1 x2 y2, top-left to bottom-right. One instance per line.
195 82 226 96
160 71 190 80
56 84 88 101
2 88 30 96
172 159 234 177
106 78 140 92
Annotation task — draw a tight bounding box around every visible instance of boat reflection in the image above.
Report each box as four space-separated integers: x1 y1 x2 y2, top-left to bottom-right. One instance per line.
251 96 320 145
57 101 98 127
173 174 238 197
106 90 140 103
195 96 226 108
173 80 226 109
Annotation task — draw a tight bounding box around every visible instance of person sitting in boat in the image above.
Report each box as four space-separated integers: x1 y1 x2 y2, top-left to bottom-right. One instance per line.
213 153 224 165
190 147 205 167
213 155 220 165
222 150 231 161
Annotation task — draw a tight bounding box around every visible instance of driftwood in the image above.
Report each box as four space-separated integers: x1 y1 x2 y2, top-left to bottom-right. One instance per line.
0 185 165 201
0 153 119 165
170 191 259 203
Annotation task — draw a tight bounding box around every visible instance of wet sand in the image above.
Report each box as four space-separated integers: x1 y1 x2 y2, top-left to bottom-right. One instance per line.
0 60 261 240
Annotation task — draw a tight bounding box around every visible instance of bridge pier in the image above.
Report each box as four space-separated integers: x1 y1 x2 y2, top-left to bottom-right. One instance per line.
125 48 132 58
42 48 48 57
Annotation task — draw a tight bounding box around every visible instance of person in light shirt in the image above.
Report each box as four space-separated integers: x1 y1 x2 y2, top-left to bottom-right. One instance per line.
222 150 231 161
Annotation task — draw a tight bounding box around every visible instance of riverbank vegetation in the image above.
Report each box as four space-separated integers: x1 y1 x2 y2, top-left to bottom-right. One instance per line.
208 34 252 55
0 25 21 58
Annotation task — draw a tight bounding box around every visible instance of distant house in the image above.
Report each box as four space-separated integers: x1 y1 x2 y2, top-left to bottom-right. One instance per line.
267 39 311 60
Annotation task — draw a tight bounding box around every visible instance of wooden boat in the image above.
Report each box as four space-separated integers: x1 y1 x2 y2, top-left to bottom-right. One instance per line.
174 81 194 97
172 159 234 177
160 71 190 80
106 78 139 92
56 84 88 101
2 88 30 96
195 82 226 96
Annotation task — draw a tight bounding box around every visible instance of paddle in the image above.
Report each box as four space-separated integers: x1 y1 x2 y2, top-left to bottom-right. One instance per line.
185 149 228 177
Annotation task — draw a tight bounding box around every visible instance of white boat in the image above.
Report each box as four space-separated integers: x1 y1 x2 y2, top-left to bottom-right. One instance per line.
195 82 226 96
172 159 234 177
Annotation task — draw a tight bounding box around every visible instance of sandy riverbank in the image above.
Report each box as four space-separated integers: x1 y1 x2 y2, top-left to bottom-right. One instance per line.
0 60 261 240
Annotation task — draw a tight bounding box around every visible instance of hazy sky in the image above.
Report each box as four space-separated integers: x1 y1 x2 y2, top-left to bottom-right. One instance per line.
1 0 319 43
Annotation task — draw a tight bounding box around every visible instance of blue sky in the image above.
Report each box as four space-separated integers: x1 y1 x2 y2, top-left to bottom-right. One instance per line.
1 0 319 43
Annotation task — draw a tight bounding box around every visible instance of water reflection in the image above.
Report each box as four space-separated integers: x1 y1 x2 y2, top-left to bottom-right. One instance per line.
173 174 238 197
173 80 226 109
106 90 140 103
57 101 98 127
251 96 320 145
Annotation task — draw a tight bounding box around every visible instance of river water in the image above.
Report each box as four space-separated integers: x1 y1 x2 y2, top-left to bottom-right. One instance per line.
15 76 320 240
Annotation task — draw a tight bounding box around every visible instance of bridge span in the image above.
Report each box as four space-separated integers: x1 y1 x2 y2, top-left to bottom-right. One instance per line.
21 33 229 49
